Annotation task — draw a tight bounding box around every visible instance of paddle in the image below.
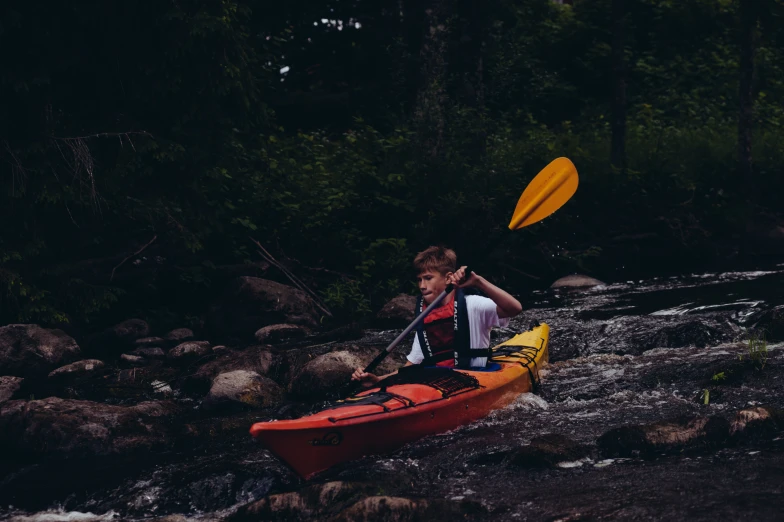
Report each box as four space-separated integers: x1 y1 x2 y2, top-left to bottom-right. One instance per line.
344 157 578 396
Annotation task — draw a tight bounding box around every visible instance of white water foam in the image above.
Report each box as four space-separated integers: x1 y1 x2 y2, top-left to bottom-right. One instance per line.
7 510 119 522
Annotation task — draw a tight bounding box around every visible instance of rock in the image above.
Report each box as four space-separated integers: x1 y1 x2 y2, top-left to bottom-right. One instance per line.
0 324 81 378
133 400 180 417
131 347 166 359
202 370 284 412
234 491 312 521
748 305 784 341
211 345 231 355
48 359 106 386
376 294 416 328
0 376 24 404
167 341 212 363
164 328 195 345
598 415 730 458
110 318 150 341
550 274 606 289
335 496 445 522
269 344 404 390
730 406 782 438
151 515 224 522
0 398 179 460
288 351 363 400
271 324 365 351
183 346 273 395
121 354 147 367
507 433 592 468
632 320 731 352
86 318 150 355
134 337 167 349
344 345 407 376
254 324 309 344
230 482 426 522
205 277 320 341
315 481 362 507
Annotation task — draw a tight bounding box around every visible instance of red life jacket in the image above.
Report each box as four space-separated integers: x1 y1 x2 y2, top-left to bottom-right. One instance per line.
415 288 472 367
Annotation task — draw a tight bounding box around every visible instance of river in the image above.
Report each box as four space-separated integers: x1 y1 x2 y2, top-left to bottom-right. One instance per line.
2 265 783 521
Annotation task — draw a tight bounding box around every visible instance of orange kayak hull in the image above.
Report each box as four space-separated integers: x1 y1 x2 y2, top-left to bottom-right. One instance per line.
250 324 549 478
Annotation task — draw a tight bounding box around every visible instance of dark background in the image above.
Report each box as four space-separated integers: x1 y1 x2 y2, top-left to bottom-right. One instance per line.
2 0 783 333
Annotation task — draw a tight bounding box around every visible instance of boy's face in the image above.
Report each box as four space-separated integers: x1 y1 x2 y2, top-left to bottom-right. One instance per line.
416 269 453 305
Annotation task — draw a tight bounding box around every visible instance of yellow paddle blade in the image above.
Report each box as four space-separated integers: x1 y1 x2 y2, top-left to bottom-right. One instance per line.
508 157 578 230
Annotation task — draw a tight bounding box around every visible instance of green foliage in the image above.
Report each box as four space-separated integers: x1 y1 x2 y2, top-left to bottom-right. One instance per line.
711 372 727 382
745 333 769 370
322 279 371 322
2 0 784 331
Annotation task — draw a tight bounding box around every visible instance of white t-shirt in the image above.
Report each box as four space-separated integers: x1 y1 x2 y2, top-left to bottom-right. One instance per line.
407 295 510 367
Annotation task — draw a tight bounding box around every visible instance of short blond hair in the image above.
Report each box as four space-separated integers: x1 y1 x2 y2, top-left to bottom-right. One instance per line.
413 246 457 276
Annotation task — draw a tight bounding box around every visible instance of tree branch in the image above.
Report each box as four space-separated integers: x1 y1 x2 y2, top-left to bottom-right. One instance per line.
110 235 158 282
51 131 152 141
250 237 333 318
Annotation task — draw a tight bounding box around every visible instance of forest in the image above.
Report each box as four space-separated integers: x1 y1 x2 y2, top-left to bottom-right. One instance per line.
2 0 783 334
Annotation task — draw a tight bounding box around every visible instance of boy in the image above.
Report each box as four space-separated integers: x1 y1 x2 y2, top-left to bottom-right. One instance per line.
351 245 522 387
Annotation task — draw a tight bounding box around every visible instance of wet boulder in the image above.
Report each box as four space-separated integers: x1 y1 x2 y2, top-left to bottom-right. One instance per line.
167 341 212 364
551 274 605 289
183 346 274 395
229 482 454 522
48 359 106 387
120 354 148 367
288 351 363 400
254 324 309 344
205 277 320 342
598 415 730 458
0 324 81 378
348 345 406 376
87 318 151 355
507 433 592 468
376 294 416 328
631 319 733 353
164 328 195 345
134 337 167 349
0 398 179 460
270 344 404 390
131 347 166 359
231 481 366 521
267 344 341 386
335 496 456 522
748 305 784 341
233 491 312 521
0 376 23 404
730 406 783 439
211 345 231 355
202 370 283 412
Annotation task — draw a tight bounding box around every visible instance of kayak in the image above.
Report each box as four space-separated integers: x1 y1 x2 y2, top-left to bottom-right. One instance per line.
250 323 549 478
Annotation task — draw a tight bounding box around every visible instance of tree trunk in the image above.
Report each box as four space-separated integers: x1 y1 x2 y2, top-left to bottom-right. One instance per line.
738 0 757 199
611 0 627 174
412 0 451 160
402 0 427 113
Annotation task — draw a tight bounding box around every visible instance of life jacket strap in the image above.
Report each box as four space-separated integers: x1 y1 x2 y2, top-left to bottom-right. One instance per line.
420 351 455 366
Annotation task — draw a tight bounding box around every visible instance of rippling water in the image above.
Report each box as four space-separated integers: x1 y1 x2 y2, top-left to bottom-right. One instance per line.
3 268 784 521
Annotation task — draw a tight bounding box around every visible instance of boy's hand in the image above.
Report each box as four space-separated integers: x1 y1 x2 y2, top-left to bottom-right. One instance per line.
351 367 381 388
447 265 480 288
